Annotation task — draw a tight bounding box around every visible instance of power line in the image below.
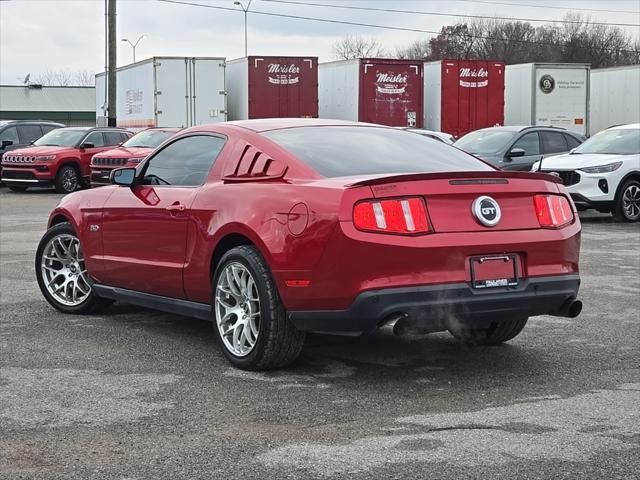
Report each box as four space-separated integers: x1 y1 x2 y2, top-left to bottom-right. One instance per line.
453 0 640 15
261 0 640 27
157 0 640 54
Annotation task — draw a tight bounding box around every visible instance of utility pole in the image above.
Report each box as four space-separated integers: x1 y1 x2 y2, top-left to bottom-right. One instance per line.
107 0 117 127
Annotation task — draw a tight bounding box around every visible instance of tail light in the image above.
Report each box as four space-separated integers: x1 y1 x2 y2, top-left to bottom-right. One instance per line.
353 197 431 234
533 194 574 228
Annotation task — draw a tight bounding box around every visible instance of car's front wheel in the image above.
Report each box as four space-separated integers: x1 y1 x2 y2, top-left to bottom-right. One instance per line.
35 222 112 314
55 165 80 193
613 179 640 222
448 317 528 345
212 245 305 370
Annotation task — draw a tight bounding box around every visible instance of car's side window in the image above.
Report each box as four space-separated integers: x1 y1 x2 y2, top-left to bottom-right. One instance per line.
84 132 105 147
142 135 226 187
565 134 581 150
512 132 540 156
541 132 568 154
41 125 59 134
17 125 43 144
104 132 123 146
120 132 130 143
0 126 19 145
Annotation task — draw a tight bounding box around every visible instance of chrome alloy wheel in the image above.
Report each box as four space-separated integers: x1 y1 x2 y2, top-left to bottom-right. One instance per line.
622 184 640 220
41 234 92 306
215 262 261 357
62 168 78 192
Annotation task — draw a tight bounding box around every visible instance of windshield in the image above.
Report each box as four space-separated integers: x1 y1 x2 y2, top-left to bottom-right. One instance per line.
454 130 517 155
123 130 175 148
263 126 493 177
573 128 640 155
34 129 86 147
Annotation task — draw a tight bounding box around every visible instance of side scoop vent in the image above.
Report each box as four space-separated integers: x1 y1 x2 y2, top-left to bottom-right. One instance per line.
222 144 287 182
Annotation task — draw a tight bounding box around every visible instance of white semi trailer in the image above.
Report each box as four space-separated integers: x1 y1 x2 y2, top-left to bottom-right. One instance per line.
95 56 226 129
589 65 640 135
505 63 590 136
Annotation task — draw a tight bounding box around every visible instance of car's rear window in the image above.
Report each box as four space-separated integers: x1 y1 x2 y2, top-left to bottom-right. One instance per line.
263 126 493 177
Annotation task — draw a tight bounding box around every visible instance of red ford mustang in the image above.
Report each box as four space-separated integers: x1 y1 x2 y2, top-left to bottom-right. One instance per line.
35 119 582 370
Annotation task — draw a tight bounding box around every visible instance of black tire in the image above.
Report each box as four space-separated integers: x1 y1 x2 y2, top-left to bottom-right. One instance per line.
55 165 80 193
211 245 305 370
35 222 113 314
8 186 28 192
612 179 640 222
449 317 528 345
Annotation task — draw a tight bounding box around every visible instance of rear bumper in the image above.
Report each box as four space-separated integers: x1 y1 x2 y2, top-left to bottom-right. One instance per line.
288 274 580 334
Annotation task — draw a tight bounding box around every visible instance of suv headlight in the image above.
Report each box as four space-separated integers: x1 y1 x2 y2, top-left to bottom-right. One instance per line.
35 155 57 161
127 157 145 164
579 162 623 174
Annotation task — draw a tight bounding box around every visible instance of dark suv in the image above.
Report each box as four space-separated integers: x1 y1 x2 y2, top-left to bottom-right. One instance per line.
454 126 586 171
1 127 132 193
0 120 65 182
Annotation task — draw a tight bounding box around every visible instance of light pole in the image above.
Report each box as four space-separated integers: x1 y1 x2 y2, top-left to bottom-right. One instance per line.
121 34 147 63
234 0 252 57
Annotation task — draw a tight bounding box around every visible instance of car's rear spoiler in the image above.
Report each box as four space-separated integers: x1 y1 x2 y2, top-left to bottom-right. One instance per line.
346 170 563 188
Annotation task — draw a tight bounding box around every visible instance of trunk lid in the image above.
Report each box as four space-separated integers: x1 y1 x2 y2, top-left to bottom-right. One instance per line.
347 171 562 232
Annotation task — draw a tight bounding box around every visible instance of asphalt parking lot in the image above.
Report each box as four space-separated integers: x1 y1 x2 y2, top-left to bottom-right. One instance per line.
1 187 639 480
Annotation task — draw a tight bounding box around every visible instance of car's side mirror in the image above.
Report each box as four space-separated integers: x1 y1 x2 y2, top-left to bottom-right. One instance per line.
1 139 13 148
80 142 95 149
110 167 137 186
507 148 526 158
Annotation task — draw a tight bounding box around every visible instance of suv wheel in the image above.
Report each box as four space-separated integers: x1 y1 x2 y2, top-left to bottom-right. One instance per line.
449 317 528 345
212 245 305 370
35 222 113 314
613 179 640 222
55 165 79 193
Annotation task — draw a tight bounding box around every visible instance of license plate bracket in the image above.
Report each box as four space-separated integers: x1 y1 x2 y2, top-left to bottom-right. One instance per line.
470 254 519 289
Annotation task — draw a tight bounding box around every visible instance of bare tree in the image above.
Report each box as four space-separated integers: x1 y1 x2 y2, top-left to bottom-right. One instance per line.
409 14 639 67
333 34 386 60
73 69 95 86
33 69 94 86
396 39 431 60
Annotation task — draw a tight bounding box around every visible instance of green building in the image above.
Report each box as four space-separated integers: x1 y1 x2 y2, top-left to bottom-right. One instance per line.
0 85 95 127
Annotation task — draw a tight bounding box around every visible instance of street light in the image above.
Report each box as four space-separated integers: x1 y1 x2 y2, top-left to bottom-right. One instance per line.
234 0 252 57
121 34 147 63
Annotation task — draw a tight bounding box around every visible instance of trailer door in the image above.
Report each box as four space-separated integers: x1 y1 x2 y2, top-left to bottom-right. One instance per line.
358 61 423 127
191 58 226 125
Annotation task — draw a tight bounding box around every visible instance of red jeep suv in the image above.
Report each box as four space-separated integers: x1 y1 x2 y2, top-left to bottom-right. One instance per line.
1 127 132 193
90 128 180 186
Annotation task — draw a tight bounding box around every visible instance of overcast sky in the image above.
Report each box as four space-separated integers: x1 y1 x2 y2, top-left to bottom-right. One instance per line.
1 0 639 84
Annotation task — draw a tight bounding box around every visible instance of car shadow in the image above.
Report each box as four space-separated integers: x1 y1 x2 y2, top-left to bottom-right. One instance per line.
99 302 558 386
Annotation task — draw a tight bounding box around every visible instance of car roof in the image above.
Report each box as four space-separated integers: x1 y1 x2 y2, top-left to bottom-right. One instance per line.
472 125 572 133
223 118 380 133
609 123 640 130
0 119 64 127
55 126 129 131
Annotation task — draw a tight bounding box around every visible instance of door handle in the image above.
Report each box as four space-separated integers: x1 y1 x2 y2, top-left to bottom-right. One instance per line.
166 203 186 212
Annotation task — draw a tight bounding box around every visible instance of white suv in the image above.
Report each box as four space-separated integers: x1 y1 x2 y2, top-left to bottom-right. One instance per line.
532 124 640 222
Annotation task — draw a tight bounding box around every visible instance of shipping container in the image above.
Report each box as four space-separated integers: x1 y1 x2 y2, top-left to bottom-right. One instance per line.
589 65 640 135
423 59 505 138
226 56 318 120
319 59 423 127
95 56 226 129
504 63 590 136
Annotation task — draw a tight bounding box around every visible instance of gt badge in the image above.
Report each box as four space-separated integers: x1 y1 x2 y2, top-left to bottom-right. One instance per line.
472 196 501 227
